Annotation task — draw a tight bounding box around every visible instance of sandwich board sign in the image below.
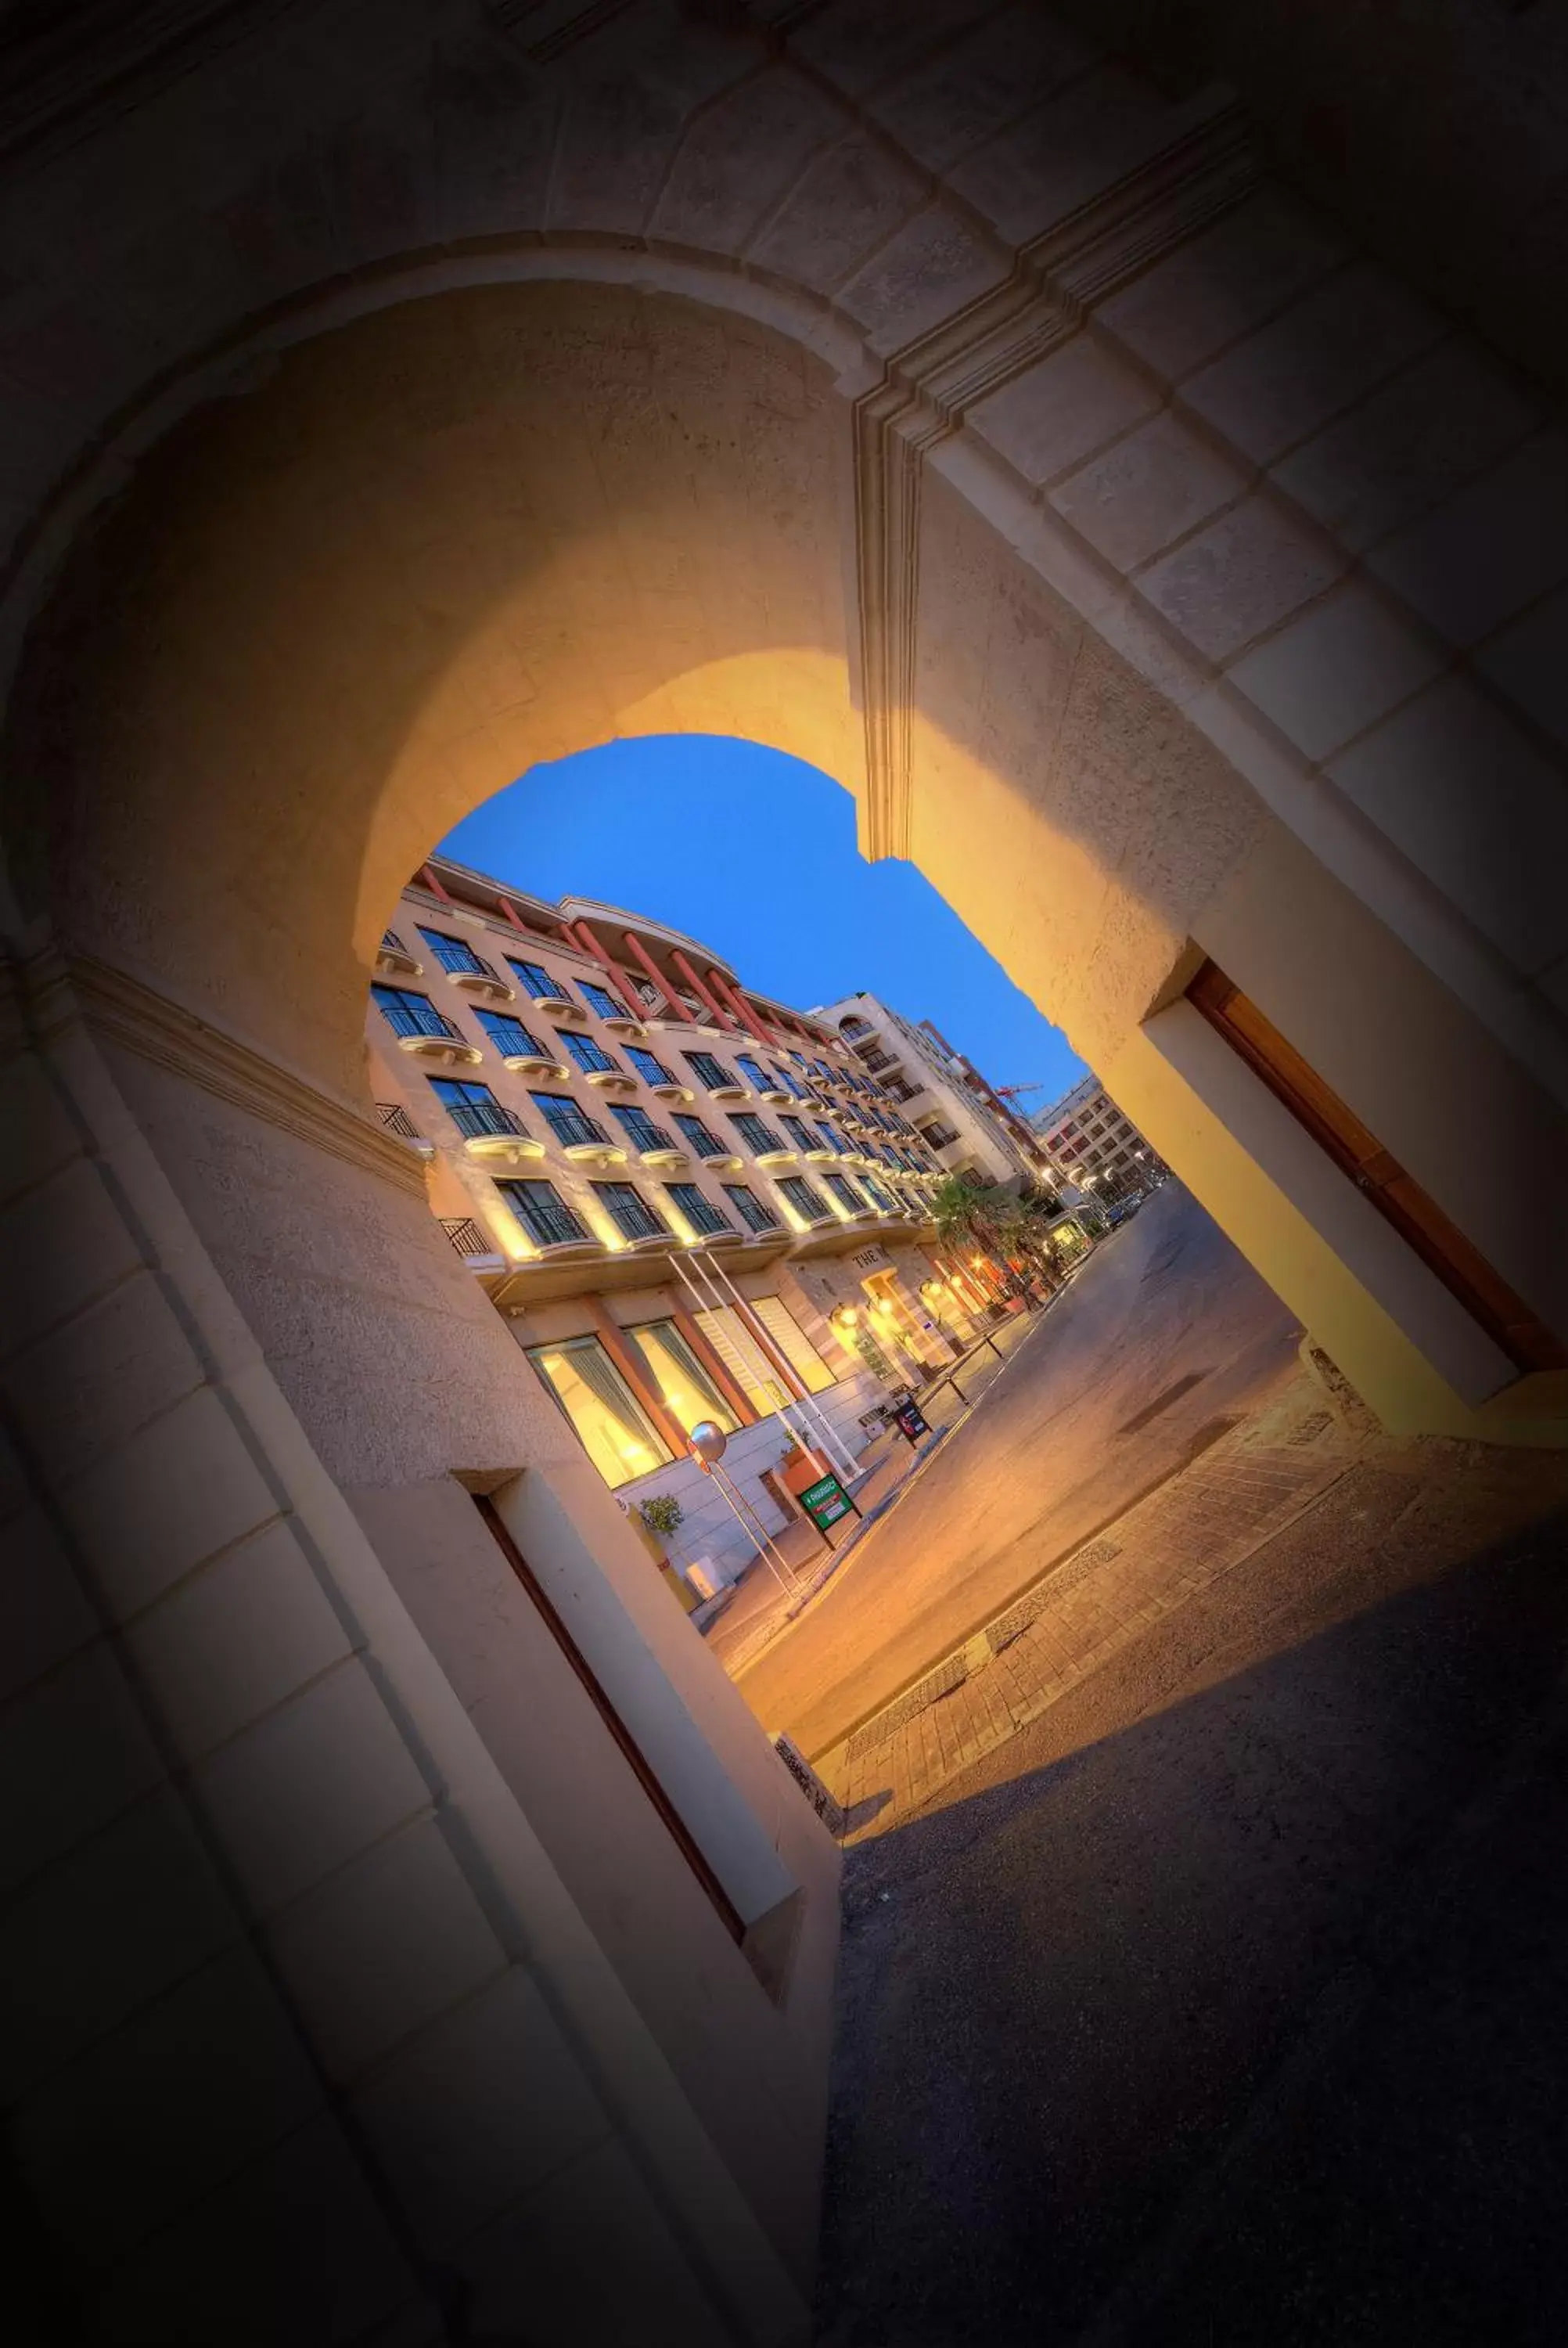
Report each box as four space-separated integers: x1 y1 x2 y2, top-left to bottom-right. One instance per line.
800 1470 854 1534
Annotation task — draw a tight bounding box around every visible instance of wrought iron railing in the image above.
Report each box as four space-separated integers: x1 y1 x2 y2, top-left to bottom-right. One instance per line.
376 996 465 1042
482 1017 549 1059
498 1185 591 1247
537 1104 612 1148
447 1099 525 1140
676 1192 730 1236
441 1216 494 1259
727 1187 780 1233
375 1102 423 1140
422 931 488 976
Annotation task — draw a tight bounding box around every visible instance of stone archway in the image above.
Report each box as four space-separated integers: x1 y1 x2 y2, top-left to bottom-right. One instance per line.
3 10 1567 2337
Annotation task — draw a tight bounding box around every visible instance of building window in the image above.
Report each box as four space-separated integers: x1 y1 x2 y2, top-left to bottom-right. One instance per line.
691 1297 836 1412
557 1029 621 1077
750 1297 836 1395
685 1050 736 1092
859 1173 896 1214
731 1111 783 1155
416 927 487 976
824 1171 867 1215
674 1112 726 1158
815 1122 849 1156
625 1320 738 1436
664 1183 732 1237
505 956 562 999
426 1078 524 1140
529 1093 611 1148
527 1338 673 1488
626 1044 678 1087
592 1182 667 1242
495 1178 589 1248
477 1010 548 1060
723 1183 779 1233
578 977 631 1021
609 1103 667 1153
372 985 462 1043
780 1114 816 1151
735 1053 773 1090
778 1175 829 1222
773 1066 809 1100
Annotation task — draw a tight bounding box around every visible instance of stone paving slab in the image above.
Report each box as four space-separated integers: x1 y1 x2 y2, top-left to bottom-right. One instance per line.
820 1387 1359 1837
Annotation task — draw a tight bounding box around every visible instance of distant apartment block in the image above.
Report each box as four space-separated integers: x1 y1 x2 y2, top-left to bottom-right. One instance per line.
1030 1074 1160 1189
809 990 1056 1191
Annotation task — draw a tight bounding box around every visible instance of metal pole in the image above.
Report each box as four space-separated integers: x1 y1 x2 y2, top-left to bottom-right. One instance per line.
672 1253 840 1483
674 1251 849 1482
707 1460 800 1590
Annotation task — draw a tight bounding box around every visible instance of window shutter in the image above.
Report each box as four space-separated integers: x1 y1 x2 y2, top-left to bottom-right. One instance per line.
751 1297 836 1395
693 1307 791 1417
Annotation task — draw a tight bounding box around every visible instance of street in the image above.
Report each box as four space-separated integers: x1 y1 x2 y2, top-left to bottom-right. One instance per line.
816 1406 1568 2346
737 1184 1301 1758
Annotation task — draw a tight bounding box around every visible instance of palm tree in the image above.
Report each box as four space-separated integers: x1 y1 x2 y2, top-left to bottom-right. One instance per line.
931 1176 1051 1303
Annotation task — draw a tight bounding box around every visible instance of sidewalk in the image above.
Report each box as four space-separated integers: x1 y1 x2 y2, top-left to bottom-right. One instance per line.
704 1307 1050 1680
816 1370 1368 1834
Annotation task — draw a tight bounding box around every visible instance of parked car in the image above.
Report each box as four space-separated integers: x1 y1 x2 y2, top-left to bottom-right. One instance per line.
1106 1195 1143 1227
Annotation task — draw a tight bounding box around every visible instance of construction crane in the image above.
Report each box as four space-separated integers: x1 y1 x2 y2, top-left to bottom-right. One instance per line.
994 1081 1052 1101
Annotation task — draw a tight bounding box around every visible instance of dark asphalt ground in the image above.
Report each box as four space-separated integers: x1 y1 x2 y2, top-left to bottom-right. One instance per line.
816 1435 1568 2346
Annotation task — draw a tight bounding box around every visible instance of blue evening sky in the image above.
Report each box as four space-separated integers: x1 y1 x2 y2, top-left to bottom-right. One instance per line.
441 736 1086 1107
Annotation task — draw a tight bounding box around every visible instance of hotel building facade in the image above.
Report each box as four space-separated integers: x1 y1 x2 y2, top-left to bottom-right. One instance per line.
369 859 1017 1590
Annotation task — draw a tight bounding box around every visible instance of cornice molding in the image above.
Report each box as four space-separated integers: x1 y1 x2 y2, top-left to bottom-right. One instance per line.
23 948 427 1200
853 104 1256 862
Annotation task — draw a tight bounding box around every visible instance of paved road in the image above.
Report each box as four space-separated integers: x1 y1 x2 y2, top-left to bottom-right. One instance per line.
737 1186 1301 1757
817 1439 1568 2346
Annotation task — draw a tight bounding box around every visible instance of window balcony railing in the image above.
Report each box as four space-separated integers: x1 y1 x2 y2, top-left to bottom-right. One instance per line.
922 1125 962 1150
379 997 464 1042
375 1101 423 1140
605 1199 666 1242
516 1198 592 1248
679 1194 731 1237
539 1106 613 1149
447 1100 526 1140
376 930 422 974
441 1216 498 1260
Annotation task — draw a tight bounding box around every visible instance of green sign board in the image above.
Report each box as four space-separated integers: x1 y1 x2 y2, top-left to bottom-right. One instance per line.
800 1471 854 1533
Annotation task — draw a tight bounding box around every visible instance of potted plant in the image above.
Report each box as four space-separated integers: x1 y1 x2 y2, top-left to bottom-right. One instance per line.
637 1493 684 1550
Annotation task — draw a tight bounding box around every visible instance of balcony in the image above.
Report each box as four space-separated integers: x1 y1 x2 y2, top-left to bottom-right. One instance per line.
440 1216 504 1270
516 985 581 1021
753 1082 793 1106
374 1102 435 1158
648 1079 695 1104
500 1045 570 1080
601 1012 649 1040
463 1132 546 1165
376 931 423 978
441 954 515 1004
696 1149 744 1172
444 1100 548 1167
703 1081 750 1104
582 1066 637 1093
392 1011 483 1067
751 1147 797 1172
